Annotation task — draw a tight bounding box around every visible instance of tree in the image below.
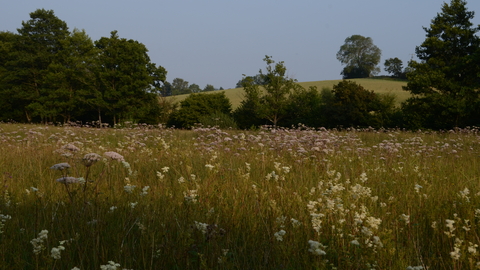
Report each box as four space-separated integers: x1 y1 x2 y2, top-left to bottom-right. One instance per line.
336 35 381 79
189 83 202 93
171 78 190 95
5 9 70 122
43 28 99 123
95 30 158 124
236 74 269 88
203 84 215 92
329 81 391 128
402 0 480 129
384 57 405 78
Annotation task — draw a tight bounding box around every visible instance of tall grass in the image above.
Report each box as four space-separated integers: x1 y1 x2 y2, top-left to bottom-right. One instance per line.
0 124 479 269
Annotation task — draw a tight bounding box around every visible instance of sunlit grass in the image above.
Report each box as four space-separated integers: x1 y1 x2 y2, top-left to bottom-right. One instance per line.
168 78 409 109
0 124 479 269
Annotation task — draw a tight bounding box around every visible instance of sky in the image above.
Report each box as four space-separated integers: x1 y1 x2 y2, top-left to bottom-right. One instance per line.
2 0 480 89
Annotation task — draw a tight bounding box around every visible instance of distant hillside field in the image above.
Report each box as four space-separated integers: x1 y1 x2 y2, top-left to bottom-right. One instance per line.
167 78 409 109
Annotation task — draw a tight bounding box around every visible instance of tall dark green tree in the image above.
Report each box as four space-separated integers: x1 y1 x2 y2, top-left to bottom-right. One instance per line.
95 31 157 124
43 29 99 123
384 57 405 78
336 35 382 79
6 9 69 122
402 0 480 129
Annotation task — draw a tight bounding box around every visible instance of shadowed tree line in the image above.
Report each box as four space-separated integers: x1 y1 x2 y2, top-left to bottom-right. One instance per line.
0 9 167 125
2 0 480 130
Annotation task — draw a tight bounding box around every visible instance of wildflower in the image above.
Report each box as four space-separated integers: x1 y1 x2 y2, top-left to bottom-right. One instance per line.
177 177 185 184
104 151 124 161
184 190 198 203
468 242 478 255
406 266 424 270
51 241 66 259
414 184 423 193
205 164 214 170
291 218 302 228
194 221 208 235
0 214 11 234
56 177 81 184
156 171 165 180
366 216 382 230
450 246 461 260
100 261 121 270
82 153 101 167
140 186 150 196
161 166 169 173
124 184 136 194
446 219 455 230
308 240 326 256
400 214 410 224
63 143 80 152
129 202 138 209
350 239 360 246
274 230 286 241
121 161 133 175
50 163 71 170
31 230 48 255
109 206 117 212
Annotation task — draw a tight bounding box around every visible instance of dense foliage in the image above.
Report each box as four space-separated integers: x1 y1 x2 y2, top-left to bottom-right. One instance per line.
402 0 480 129
167 92 233 128
0 9 167 125
336 35 382 79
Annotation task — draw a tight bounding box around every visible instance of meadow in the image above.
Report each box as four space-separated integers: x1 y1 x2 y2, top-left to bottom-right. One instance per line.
169 78 409 109
0 123 479 269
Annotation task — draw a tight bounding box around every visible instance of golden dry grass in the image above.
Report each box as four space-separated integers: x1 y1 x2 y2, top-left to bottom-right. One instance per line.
168 78 409 109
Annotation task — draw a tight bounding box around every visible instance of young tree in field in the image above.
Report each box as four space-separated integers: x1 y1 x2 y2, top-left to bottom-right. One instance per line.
238 56 303 127
384 57 405 78
402 0 480 129
95 31 157 124
336 35 381 79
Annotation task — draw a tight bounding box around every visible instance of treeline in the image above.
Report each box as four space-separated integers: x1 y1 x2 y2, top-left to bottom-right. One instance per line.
2 0 480 130
168 57 399 130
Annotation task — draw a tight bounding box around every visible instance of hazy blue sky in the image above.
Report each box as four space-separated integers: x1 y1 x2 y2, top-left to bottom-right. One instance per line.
2 0 480 89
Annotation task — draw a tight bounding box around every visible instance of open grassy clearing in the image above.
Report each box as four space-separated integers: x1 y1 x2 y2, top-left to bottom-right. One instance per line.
0 124 479 269
168 78 409 109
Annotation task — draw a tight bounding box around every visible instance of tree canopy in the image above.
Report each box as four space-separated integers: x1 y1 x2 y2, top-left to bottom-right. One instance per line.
336 35 382 79
402 0 480 129
0 9 167 125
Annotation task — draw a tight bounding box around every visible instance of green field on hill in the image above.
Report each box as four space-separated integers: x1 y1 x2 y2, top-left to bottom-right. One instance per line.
167 78 409 109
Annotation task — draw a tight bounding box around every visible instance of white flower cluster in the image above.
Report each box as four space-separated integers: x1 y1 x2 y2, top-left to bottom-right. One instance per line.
100 261 121 270
274 230 286 241
0 213 11 234
104 151 124 161
50 163 71 170
194 221 208 235
51 240 66 260
31 230 48 255
140 186 150 196
184 189 198 203
308 240 326 256
124 184 136 194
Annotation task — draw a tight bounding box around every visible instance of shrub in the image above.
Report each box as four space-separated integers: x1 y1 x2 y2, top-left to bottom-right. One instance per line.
167 92 232 128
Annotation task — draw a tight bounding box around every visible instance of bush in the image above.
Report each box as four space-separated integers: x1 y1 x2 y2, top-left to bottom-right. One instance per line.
167 92 232 128
328 80 395 128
